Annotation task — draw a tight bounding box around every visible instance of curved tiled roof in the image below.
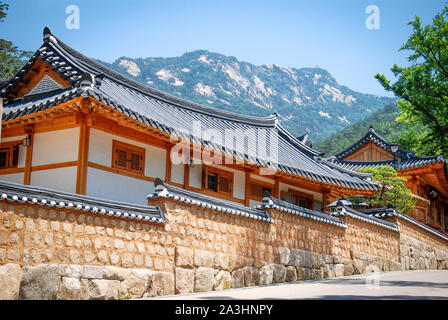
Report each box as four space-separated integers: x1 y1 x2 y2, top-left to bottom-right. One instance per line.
258 194 346 228
0 180 165 223
1 27 378 192
327 126 446 171
327 155 445 171
359 208 448 241
148 178 272 223
330 205 399 232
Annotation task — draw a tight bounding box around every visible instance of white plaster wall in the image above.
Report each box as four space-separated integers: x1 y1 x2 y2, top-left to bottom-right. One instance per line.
30 166 77 193
189 164 202 189
89 129 166 180
17 145 26 168
171 163 184 185
0 173 24 184
279 182 323 202
32 128 79 166
86 167 154 205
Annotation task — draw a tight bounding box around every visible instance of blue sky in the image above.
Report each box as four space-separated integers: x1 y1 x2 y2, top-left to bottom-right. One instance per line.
1 0 446 96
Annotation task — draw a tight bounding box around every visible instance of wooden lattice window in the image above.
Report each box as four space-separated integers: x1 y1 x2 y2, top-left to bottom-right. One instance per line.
250 180 273 201
112 140 145 175
282 189 314 210
0 141 21 169
203 166 233 195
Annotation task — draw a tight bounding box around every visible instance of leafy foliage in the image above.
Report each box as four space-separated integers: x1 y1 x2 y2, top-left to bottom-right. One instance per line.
357 166 416 213
375 5 448 157
0 1 33 81
314 103 406 156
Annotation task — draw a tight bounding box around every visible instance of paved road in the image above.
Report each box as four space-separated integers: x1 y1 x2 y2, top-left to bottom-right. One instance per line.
145 270 448 300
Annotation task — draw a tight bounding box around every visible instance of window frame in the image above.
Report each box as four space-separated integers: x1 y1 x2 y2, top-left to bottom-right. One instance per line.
249 179 274 202
281 188 315 210
202 166 234 196
0 140 22 170
112 140 146 176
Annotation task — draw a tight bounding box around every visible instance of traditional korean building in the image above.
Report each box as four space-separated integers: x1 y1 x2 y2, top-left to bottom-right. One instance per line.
0 27 377 214
326 127 448 232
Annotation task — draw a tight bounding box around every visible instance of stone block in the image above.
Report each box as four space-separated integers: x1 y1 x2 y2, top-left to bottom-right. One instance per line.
0 263 22 300
279 247 290 265
58 264 82 278
259 265 274 286
194 250 215 268
122 269 154 298
194 267 215 292
148 272 175 297
253 259 266 269
214 270 232 291
290 249 311 268
59 277 89 300
82 266 106 279
333 256 345 264
214 253 230 271
19 264 60 300
324 255 334 264
333 264 345 278
175 247 194 268
310 252 324 269
286 266 297 282
243 266 259 287
352 259 364 274
104 266 129 281
344 261 354 276
310 268 323 280
296 267 306 281
231 268 244 289
175 267 194 294
323 264 335 278
88 279 120 300
273 264 287 283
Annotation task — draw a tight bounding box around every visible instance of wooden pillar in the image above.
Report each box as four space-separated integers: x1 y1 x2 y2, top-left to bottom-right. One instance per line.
273 177 280 199
76 104 91 195
23 125 34 185
165 145 172 184
323 191 328 214
244 170 251 206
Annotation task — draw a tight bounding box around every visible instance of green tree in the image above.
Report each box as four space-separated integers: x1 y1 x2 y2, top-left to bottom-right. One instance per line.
356 166 416 214
0 1 33 81
375 5 448 157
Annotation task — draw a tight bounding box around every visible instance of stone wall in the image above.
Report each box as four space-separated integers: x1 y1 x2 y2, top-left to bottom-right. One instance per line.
395 216 448 270
0 198 447 300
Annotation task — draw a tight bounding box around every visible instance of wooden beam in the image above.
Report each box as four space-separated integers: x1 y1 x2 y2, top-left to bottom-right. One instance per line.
165 145 172 184
31 161 78 172
76 113 90 195
244 169 251 206
88 161 155 183
273 176 280 199
23 125 34 185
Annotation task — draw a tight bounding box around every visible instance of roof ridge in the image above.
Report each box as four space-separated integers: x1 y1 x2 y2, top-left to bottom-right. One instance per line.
44 28 279 127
